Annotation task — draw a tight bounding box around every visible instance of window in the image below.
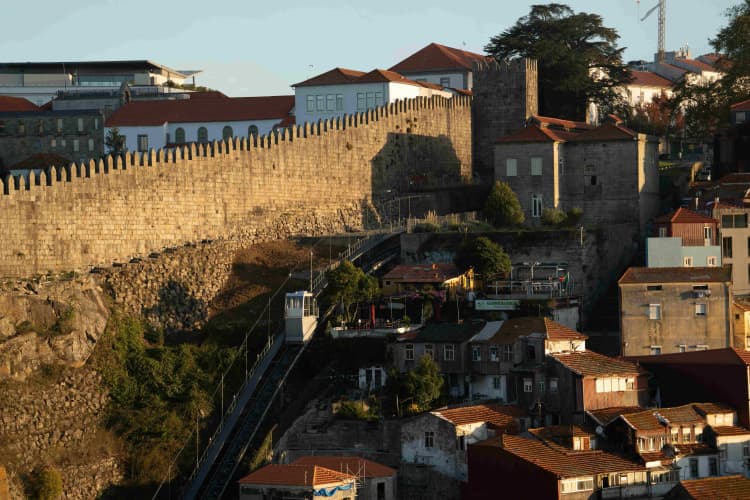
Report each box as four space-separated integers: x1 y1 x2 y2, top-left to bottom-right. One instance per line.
174 128 185 144
743 443 750 458
472 346 481 361
424 431 434 448
73 139 80 152
530 157 542 176
357 93 366 110
444 344 455 361
719 444 728 459
560 478 594 493
490 346 499 361
94 118 99 129
531 194 543 218
526 344 536 361
650 345 662 355
336 94 344 110
18 121 25 135
222 126 233 140
590 175 598 186
550 378 558 392
502 345 513 361
367 92 375 108
647 285 663 291
707 256 718 267
506 158 517 176
424 344 434 359
723 237 733 258
37 120 44 134
326 94 335 111
704 226 713 243
683 256 693 267
306 95 315 112
197 127 208 144
696 344 708 351
492 376 501 389
523 378 533 393
87 138 94 151
374 92 384 107
722 214 748 228
689 458 699 478
457 435 466 450
316 95 325 111
538 380 545 393
137 134 148 152
248 125 258 138
56 118 63 133
658 227 667 237
649 304 661 320
405 344 414 361
440 77 450 87
679 344 687 352
709 457 718 476
695 303 707 316
738 111 747 124
77 118 84 132
50 138 56 148
377 482 385 500
683 428 692 443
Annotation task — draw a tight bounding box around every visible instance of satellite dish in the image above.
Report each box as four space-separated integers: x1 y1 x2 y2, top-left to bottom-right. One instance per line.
595 425 604 436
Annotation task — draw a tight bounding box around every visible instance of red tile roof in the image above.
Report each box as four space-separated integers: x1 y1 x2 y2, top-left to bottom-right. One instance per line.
630 70 673 88
675 475 750 500
551 350 641 377
587 407 646 427
290 456 396 478
383 263 461 283
358 69 424 87
293 67 366 87
105 94 294 127
495 317 587 342
627 348 750 367
692 402 736 416
494 124 575 144
434 403 525 428
389 42 489 73
573 122 637 142
653 207 718 225
238 464 354 487
618 404 704 432
711 426 750 437
618 266 732 284
531 115 593 131
0 96 39 112
677 58 721 73
478 434 646 477
731 98 750 112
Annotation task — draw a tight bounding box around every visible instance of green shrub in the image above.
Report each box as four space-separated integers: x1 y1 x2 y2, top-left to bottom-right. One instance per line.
412 222 439 233
336 400 375 420
541 208 566 226
34 466 62 500
484 181 524 227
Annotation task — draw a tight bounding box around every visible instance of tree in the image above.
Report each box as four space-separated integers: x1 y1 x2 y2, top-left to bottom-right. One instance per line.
324 261 379 324
484 181 524 227
712 1 750 97
485 3 631 120
105 127 127 154
401 355 444 412
454 236 511 279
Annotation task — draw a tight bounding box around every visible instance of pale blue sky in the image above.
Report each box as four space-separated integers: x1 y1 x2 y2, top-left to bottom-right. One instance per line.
1 0 737 96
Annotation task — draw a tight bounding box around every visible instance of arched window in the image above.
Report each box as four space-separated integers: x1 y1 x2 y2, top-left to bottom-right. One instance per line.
222 126 233 140
197 127 208 144
248 125 259 137
175 127 185 144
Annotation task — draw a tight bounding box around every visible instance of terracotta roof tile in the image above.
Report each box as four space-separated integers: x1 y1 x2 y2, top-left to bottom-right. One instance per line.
434 403 525 428
293 67 366 87
495 125 576 144
290 456 396 478
627 348 750 366
734 301 750 313
618 266 732 284
653 207 718 225
238 464 354 487
551 351 641 377
618 404 704 432
476 434 646 477
494 317 587 342
105 94 294 127
587 407 645 426
531 115 593 130
383 264 461 283
731 98 750 112
358 69 424 88
692 402 737 416
389 42 489 73
0 96 39 112
677 58 721 73
676 475 750 499
711 426 750 437
630 70 673 88
573 122 637 142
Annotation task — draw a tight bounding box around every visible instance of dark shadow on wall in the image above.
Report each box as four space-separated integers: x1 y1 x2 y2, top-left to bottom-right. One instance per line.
371 132 465 196
142 280 209 336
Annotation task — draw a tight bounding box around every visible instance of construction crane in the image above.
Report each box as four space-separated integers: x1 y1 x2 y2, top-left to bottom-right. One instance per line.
638 0 666 62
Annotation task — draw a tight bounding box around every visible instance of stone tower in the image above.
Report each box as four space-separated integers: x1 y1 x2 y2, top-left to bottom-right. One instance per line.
472 58 538 180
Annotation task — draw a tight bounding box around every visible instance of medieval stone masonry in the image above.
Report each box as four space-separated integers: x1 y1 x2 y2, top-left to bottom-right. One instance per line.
0 96 472 278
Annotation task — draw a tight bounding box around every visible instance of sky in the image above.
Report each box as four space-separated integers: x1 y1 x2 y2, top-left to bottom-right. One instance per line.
0 0 738 96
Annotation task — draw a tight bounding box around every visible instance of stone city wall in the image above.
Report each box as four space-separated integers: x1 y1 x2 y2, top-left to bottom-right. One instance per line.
0 96 472 278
